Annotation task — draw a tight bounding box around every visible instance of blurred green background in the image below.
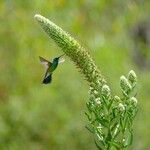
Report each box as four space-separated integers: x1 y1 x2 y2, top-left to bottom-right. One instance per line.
0 0 150 150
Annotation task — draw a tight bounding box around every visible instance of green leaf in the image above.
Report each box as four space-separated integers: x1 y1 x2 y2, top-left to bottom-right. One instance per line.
97 118 109 127
94 139 105 150
123 130 133 147
85 125 95 134
85 111 91 121
86 102 92 113
108 141 120 150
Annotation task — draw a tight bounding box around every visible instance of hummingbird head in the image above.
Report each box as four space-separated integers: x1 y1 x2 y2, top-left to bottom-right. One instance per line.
57 54 65 59
53 54 65 62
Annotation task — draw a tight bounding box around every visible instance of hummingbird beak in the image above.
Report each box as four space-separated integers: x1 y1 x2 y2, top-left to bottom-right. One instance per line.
58 54 65 59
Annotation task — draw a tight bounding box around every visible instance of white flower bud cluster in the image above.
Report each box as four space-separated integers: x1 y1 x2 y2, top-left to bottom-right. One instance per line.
120 75 132 92
88 87 93 95
94 90 98 95
130 97 138 107
95 97 101 105
89 86 101 106
128 70 137 84
118 103 125 112
101 84 111 97
114 95 121 102
114 95 121 106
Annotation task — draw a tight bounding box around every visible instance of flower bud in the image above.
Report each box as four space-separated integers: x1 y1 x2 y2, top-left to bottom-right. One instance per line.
128 70 137 84
118 103 125 112
114 95 121 102
130 97 138 106
88 87 93 94
89 86 94 91
97 80 101 85
120 75 132 92
93 90 98 95
95 97 101 105
101 84 111 97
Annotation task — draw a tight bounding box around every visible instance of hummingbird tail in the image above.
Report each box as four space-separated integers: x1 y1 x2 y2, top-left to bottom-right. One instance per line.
43 74 52 84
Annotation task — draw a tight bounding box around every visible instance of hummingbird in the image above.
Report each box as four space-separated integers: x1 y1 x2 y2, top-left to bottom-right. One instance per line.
39 54 65 84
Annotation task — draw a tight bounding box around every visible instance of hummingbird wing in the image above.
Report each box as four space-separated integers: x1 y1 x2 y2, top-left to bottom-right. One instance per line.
58 57 65 64
39 56 52 69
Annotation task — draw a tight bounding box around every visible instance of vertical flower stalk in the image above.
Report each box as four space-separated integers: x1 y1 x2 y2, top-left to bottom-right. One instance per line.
34 14 138 150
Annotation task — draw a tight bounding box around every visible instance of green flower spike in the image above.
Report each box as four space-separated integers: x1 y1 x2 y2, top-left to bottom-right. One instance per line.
34 14 106 90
